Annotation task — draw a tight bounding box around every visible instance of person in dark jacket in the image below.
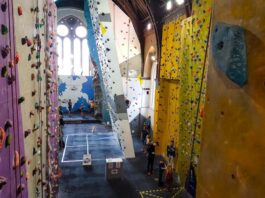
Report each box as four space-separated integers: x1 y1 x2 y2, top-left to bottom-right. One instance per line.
167 140 176 168
147 142 156 175
158 160 166 187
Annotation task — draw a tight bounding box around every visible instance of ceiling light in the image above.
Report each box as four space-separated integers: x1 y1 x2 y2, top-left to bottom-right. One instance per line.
147 23 152 30
176 0 184 5
166 1 173 10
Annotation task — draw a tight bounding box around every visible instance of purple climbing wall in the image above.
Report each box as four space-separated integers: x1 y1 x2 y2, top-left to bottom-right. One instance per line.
45 1 60 196
0 0 28 197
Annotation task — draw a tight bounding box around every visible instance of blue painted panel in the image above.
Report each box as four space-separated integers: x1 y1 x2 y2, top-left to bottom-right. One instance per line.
212 23 247 86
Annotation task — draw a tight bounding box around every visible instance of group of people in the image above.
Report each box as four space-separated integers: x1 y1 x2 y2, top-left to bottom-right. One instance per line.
142 116 177 191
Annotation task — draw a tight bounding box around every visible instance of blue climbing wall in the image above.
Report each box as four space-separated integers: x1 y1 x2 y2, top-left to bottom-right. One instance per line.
58 75 94 113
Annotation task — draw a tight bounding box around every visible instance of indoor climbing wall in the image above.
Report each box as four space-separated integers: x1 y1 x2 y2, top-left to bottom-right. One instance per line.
153 17 184 169
86 0 135 158
58 75 94 113
198 0 265 197
84 1 111 124
0 0 28 197
45 0 60 196
160 16 185 80
108 1 142 134
178 0 211 183
154 0 212 185
13 0 58 197
153 79 180 155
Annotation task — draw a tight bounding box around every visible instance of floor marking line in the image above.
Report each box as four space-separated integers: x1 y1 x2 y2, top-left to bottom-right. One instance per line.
61 135 69 163
86 134 89 154
66 145 87 148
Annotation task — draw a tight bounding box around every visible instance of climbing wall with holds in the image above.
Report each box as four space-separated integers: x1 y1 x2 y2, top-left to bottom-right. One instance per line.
45 1 60 196
198 0 265 197
86 0 135 158
0 0 28 197
154 0 212 185
153 79 180 156
84 1 111 124
160 16 185 80
13 0 59 197
108 1 142 134
178 0 211 182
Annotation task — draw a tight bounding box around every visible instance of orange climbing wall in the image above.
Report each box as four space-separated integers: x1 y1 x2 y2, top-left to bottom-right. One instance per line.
197 0 265 197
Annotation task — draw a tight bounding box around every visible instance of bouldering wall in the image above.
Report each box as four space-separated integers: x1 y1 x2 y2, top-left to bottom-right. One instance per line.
153 0 212 185
197 0 265 197
58 75 94 113
85 0 135 158
0 0 28 197
13 0 58 197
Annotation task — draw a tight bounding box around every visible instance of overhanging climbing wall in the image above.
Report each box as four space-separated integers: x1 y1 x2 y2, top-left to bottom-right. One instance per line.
84 0 111 123
0 0 28 197
85 0 135 158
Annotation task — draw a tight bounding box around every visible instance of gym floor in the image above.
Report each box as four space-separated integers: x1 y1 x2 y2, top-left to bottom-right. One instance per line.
58 121 191 198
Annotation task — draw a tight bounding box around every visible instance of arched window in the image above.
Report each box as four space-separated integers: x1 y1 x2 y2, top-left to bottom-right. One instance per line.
57 16 90 76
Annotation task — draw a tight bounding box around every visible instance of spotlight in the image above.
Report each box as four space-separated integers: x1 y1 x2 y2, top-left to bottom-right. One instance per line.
166 1 172 10
176 0 184 5
147 23 152 30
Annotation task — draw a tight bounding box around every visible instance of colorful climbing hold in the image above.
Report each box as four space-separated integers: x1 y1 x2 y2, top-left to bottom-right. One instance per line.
18 96 25 104
1 66 8 77
1 24 8 35
18 6 23 16
0 128 6 151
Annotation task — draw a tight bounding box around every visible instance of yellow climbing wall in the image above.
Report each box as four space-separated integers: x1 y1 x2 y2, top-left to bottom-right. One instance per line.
154 79 180 157
178 0 212 182
160 16 184 80
154 0 212 184
197 0 265 197
154 17 184 164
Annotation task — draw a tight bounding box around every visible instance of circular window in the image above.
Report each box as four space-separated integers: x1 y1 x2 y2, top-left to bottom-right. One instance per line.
57 25 69 37
75 26 87 38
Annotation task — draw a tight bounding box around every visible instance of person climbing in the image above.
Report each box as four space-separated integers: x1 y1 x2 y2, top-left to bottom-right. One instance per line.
68 99 72 114
146 141 156 175
158 160 166 187
167 140 176 169
165 164 173 191
89 99 95 114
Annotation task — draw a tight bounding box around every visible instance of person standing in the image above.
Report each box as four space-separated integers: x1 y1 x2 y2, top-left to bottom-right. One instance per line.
144 116 151 132
167 140 176 169
147 142 156 175
165 164 173 191
158 160 166 187
68 99 72 114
